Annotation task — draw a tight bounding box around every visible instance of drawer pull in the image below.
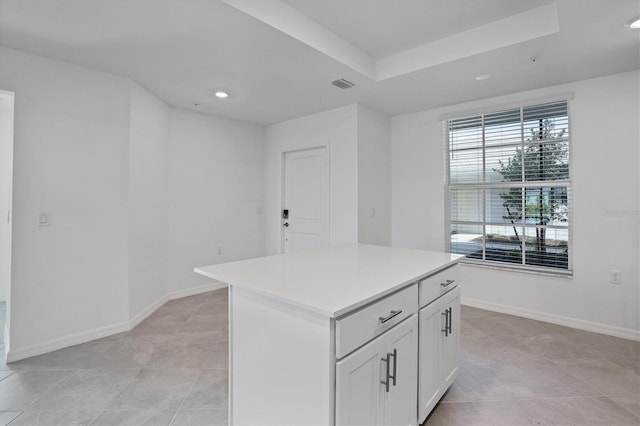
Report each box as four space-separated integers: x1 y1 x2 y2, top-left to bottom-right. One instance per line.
380 354 390 393
440 279 456 287
441 311 449 336
389 348 397 386
379 310 402 324
441 308 453 336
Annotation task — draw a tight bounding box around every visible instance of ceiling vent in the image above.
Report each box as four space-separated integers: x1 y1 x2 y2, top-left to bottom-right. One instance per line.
331 78 356 90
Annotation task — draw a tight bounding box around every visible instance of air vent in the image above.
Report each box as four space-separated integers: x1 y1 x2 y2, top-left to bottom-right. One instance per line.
331 78 355 90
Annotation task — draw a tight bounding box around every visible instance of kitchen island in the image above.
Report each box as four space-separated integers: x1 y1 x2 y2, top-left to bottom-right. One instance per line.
195 244 463 425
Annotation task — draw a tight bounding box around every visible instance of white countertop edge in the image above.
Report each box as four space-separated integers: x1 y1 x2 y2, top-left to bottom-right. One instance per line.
194 255 463 318
194 268 335 317
331 256 462 317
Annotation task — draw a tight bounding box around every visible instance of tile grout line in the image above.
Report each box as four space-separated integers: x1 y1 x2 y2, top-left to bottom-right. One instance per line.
465 394 637 403
538 350 607 398
0 370 15 383
86 409 106 426
468 394 640 423
86 369 141 426
5 369 79 425
168 368 204 425
602 397 640 421
4 411 22 426
546 355 639 398
468 400 492 424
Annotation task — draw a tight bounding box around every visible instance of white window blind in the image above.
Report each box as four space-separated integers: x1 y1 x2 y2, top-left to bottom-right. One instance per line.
446 100 571 273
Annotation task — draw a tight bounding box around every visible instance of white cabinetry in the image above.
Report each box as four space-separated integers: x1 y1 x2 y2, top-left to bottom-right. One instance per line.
417 300 442 418
194 244 463 426
440 288 460 389
383 316 418 426
336 315 418 426
418 265 461 424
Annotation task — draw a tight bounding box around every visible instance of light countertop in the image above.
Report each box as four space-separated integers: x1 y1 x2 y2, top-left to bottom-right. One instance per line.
195 244 463 318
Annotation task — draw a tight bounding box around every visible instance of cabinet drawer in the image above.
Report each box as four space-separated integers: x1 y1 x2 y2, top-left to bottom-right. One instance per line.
419 265 459 308
336 284 418 359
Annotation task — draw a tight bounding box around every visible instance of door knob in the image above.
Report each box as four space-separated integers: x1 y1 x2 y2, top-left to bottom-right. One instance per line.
283 222 289 227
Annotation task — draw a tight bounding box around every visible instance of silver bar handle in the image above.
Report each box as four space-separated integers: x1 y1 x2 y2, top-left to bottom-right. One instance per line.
440 279 456 288
380 354 390 392
448 307 453 334
441 311 449 336
379 310 402 324
389 348 397 386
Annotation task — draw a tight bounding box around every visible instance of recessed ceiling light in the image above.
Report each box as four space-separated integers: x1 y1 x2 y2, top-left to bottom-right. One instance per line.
626 17 640 29
474 73 490 81
214 91 229 99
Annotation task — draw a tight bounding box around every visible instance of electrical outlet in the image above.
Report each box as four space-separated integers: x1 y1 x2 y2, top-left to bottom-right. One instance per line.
609 270 622 284
217 246 223 255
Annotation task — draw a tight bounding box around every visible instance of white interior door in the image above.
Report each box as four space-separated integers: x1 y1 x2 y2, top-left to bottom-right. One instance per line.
0 90 15 356
0 91 14 304
282 147 329 253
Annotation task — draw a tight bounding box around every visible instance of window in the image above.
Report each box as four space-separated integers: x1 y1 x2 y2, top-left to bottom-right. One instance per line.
446 100 571 273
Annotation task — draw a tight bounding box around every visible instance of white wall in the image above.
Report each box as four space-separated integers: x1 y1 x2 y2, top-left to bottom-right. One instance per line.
0 48 268 360
168 108 265 293
357 105 391 246
391 71 640 339
264 105 359 254
128 84 169 319
0 48 268 361
391 109 446 251
0 47 131 358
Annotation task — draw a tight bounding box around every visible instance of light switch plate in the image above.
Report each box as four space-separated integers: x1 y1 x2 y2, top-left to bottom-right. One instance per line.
38 212 50 227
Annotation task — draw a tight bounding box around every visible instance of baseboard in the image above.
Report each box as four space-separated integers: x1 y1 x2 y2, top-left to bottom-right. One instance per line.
6 319 131 363
129 294 170 330
6 282 227 363
462 297 640 341
129 282 226 329
168 281 227 299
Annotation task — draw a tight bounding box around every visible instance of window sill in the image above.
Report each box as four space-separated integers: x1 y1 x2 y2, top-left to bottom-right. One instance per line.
460 258 574 279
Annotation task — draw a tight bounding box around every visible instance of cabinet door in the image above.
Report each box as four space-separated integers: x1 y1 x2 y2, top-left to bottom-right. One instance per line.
383 315 418 426
418 301 443 423
336 334 386 426
440 287 460 389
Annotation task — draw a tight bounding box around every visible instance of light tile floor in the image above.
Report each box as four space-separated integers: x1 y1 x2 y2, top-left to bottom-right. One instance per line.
424 305 640 425
0 290 228 426
0 290 637 425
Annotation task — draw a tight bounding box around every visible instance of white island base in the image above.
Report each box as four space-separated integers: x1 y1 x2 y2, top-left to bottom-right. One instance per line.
231 286 334 424
195 244 463 426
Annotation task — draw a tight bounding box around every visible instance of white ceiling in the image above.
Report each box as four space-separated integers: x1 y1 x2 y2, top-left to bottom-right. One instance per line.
282 0 554 59
0 0 638 125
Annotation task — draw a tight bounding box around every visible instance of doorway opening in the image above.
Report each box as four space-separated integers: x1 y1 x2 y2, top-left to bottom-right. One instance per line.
0 90 15 361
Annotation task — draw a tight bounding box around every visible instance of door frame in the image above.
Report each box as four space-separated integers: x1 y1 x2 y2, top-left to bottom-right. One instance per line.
280 145 330 253
0 89 15 359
